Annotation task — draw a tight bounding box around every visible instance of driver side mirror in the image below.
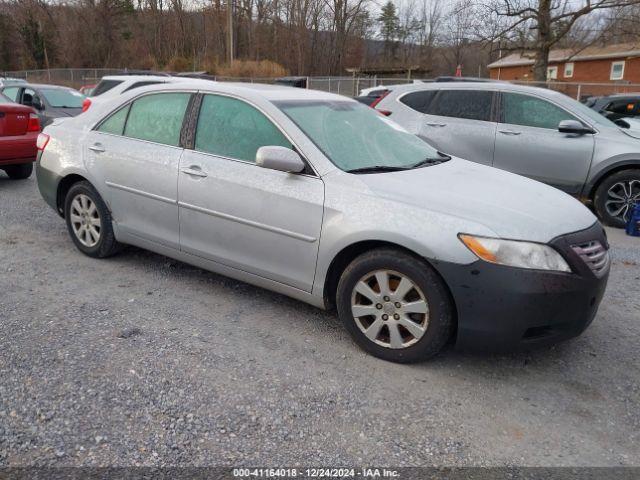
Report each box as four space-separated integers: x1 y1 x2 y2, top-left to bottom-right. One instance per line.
558 120 594 135
256 146 306 173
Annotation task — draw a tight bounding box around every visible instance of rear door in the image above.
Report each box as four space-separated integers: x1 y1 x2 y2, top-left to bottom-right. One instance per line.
493 91 594 195
415 89 497 165
85 91 192 249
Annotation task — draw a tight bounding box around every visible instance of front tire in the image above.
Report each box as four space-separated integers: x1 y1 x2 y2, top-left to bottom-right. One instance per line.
336 248 454 363
4 163 33 180
64 181 121 258
594 169 640 227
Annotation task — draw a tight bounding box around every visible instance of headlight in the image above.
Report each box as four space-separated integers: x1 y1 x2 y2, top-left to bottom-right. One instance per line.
458 234 571 272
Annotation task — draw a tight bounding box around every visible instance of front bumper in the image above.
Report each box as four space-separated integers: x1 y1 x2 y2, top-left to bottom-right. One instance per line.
432 222 610 352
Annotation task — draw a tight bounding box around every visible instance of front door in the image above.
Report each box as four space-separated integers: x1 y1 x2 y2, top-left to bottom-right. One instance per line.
178 94 324 292
85 92 192 248
493 91 594 195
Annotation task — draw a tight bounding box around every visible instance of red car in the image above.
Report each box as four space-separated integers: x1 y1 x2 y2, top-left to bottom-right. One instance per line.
0 92 40 179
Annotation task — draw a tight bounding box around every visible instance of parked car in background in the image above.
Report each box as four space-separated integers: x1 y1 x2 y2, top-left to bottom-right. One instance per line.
83 74 189 111
0 92 40 179
0 77 26 88
0 83 84 127
79 84 96 96
36 82 609 362
373 82 640 227
585 93 640 121
355 88 391 107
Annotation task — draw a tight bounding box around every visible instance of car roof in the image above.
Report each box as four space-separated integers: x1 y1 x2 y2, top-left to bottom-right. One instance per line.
602 92 640 99
389 80 576 100
100 75 178 82
129 80 351 102
6 83 77 90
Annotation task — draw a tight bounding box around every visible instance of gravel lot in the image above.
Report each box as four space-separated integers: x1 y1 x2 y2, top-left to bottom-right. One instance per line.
1 174 639 467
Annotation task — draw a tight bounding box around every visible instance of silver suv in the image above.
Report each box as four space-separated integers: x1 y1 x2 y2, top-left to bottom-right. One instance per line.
375 82 640 227
36 82 609 362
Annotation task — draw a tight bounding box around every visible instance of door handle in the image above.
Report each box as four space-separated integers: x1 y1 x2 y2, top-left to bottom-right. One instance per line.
499 130 522 136
426 122 446 127
89 143 105 153
180 166 208 178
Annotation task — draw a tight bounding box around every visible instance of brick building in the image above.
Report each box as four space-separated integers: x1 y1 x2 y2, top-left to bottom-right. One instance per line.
488 43 640 84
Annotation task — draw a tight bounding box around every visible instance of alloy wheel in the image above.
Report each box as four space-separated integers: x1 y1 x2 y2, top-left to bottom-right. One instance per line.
350 269 429 349
605 180 640 222
70 193 101 247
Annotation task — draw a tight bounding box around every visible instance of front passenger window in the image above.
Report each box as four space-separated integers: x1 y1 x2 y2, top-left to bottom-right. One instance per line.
195 94 291 162
502 92 578 130
123 93 191 147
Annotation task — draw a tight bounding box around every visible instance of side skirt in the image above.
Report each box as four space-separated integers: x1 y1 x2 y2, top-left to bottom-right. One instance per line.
115 229 327 310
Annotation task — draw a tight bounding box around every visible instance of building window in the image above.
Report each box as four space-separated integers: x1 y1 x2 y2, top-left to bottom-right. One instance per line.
564 63 574 78
611 61 625 80
547 66 558 80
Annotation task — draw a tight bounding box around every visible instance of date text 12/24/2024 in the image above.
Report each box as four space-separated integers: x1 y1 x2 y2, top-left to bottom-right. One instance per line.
233 468 400 478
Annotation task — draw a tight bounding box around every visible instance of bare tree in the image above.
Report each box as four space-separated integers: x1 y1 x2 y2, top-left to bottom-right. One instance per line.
483 0 640 81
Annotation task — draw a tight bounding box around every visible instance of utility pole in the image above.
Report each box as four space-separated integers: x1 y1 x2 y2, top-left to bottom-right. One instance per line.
227 0 234 64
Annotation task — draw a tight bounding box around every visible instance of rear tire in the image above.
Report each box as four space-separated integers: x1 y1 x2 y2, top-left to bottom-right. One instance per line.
64 181 121 258
594 169 640 228
4 163 33 180
336 248 454 363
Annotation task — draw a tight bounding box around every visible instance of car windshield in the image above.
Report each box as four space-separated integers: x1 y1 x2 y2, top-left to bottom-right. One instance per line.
275 100 441 172
40 88 85 108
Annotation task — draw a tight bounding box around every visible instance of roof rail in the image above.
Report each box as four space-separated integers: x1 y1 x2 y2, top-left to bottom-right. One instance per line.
114 69 172 77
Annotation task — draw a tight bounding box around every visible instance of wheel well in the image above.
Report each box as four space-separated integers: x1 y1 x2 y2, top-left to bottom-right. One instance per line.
323 240 455 310
588 164 640 200
56 174 88 217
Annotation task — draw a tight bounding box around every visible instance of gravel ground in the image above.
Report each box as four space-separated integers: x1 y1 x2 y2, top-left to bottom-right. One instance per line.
0 174 639 467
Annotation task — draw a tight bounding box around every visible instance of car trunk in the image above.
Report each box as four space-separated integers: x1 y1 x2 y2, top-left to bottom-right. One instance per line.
0 103 32 136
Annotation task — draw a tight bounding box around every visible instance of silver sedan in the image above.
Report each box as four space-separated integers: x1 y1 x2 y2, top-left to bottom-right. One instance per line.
36 81 609 362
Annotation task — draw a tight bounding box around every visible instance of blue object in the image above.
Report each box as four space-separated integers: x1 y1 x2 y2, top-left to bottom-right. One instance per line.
626 202 640 236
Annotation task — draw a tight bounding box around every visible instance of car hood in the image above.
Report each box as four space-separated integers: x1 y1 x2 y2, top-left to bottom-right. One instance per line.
617 119 640 139
354 158 597 243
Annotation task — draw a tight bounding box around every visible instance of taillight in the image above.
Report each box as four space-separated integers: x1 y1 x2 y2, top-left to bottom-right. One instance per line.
27 113 41 132
37 133 50 151
369 89 390 109
82 98 91 112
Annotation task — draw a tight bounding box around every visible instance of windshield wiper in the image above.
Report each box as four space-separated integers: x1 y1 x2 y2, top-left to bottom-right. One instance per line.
346 165 410 174
409 151 452 169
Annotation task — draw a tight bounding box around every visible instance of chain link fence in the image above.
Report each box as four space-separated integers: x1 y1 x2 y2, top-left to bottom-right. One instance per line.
3 68 640 100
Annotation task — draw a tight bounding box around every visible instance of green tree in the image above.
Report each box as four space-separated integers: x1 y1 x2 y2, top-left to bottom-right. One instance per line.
378 0 399 55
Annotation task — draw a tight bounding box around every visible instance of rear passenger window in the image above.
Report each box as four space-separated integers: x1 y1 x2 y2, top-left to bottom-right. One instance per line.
399 91 437 113
427 90 493 121
194 94 291 162
97 105 130 135
124 93 190 147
